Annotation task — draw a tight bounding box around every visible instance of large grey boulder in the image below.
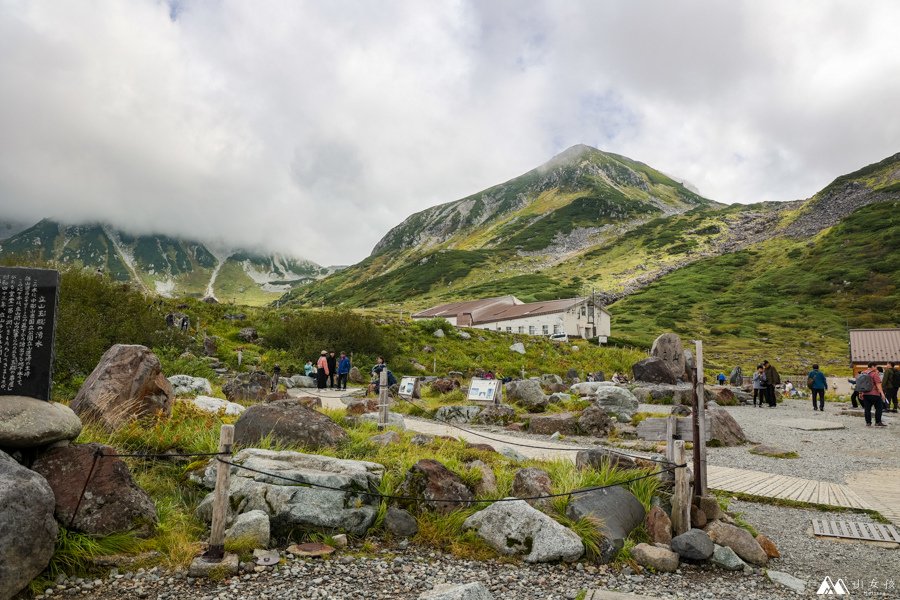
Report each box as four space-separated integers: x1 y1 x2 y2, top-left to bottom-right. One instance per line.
631 543 679 573
71 344 173 431
419 583 494 600
511 467 552 505
289 375 317 389
435 405 482 424
348 367 366 384
711 544 746 571
591 386 639 422
575 448 653 472
529 412 579 435
398 459 473 514
705 520 768 565
0 450 58 600
570 381 615 396
630 383 694 405
234 400 348 448
671 528 714 561
32 443 158 536
541 374 563 386
505 380 548 412
225 509 270 548
463 499 584 563
188 396 246 416
168 375 213 397
385 507 418 538
707 406 748 446
197 449 383 536
767 571 806 593
357 411 406 430
0 396 82 449
223 371 271 402
577 405 614 436
565 486 645 562
650 333 686 380
509 342 526 355
473 404 517 425
632 357 678 385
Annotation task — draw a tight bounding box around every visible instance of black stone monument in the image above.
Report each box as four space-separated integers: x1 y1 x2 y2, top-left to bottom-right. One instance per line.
0 266 59 400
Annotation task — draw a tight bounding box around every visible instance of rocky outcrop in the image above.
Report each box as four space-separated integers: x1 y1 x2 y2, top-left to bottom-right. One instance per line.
0 450 58 600
197 449 383 536
71 344 173 431
32 443 158 536
0 396 82 449
233 401 348 448
398 459 473 514
463 499 584 563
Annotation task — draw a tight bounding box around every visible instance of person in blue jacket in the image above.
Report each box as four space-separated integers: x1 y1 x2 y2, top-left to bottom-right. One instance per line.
807 363 828 411
337 351 351 391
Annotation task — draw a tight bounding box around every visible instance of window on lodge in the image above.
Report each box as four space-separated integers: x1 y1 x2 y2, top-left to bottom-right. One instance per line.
542 325 549 335
528 326 536 335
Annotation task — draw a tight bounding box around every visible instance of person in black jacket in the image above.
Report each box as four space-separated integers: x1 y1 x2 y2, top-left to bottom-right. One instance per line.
327 351 337 388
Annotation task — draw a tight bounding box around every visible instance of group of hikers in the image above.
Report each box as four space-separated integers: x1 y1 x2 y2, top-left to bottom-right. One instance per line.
303 351 352 390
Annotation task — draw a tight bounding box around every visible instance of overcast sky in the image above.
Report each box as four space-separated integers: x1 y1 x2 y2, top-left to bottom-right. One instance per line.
1 1 898 265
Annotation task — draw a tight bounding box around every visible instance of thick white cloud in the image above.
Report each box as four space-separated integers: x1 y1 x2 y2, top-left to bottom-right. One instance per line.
1 0 898 264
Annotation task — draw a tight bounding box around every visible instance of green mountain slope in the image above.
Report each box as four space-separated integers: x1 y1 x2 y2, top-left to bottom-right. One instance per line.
0 220 326 305
287 145 719 308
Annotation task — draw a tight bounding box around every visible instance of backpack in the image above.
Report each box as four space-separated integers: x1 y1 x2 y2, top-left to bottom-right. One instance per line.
387 370 397 386
855 372 874 393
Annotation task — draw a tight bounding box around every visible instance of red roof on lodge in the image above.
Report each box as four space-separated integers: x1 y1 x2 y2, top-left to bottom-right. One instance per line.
849 329 900 363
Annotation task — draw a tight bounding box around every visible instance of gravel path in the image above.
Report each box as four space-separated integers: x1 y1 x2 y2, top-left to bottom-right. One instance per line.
700 399 900 484
42 542 842 600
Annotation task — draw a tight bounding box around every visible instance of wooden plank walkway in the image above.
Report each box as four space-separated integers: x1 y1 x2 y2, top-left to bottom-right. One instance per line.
813 518 900 543
707 465 870 510
846 469 900 526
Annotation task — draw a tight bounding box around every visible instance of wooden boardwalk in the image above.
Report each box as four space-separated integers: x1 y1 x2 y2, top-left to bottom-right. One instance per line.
707 465 870 510
846 469 900 526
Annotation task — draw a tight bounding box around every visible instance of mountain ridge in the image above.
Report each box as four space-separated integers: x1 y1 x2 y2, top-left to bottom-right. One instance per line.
0 218 329 305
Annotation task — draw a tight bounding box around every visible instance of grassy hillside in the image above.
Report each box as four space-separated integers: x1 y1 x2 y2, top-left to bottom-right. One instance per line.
609 200 900 375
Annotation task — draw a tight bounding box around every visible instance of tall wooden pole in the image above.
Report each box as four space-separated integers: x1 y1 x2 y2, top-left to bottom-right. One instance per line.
693 340 707 496
671 440 691 536
378 369 389 430
206 424 234 561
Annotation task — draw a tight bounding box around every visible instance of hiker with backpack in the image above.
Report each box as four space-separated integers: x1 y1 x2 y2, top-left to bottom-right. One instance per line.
807 364 827 412
370 356 397 395
856 362 886 427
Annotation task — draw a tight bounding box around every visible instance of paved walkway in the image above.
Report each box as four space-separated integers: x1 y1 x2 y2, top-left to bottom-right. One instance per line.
298 387 584 462
299 387 898 523
707 465 870 510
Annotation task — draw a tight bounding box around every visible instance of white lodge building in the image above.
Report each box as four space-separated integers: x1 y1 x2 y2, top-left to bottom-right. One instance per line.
411 295 610 342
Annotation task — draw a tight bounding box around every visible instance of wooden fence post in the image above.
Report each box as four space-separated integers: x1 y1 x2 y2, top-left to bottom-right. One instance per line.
694 340 708 496
665 415 676 462
206 424 234 561
671 440 691 536
378 369 389 430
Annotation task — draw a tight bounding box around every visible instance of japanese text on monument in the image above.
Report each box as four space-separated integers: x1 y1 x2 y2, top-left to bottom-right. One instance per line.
0 267 59 400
